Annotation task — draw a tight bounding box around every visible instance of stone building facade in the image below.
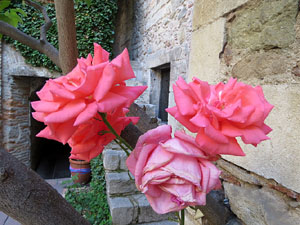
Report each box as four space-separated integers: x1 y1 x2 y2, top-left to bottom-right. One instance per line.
114 0 300 224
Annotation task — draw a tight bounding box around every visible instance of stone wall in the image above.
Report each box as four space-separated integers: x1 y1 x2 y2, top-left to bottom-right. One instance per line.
103 143 176 225
122 0 195 126
189 0 300 224
0 43 59 167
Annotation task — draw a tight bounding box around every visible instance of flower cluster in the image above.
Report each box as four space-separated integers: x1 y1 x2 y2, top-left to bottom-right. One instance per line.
31 43 146 161
127 76 273 214
32 43 273 217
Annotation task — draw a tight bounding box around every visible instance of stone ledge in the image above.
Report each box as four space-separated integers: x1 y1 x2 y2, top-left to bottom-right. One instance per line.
218 159 300 201
131 194 175 223
108 194 176 225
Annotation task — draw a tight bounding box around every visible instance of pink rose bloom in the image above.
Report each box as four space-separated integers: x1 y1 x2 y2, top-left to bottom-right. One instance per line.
69 108 139 161
126 125 221 214
31 43 146 144
166 77 273 156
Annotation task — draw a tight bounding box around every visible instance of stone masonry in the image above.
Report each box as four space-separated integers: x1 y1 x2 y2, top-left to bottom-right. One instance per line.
114 0 195 129
0 43 60 167
188 0 300 224
103 143 177 225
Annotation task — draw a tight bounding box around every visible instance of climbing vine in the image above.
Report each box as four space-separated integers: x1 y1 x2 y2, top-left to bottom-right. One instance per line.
4 0 118 71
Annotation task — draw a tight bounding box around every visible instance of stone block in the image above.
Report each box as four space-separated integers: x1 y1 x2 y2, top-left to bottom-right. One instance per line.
224 182 300 225
188 18 226 83
2 44 60 78
103 150 120 171
223 84 300 193
109 197 137 225
131 194 175 223
106 172 137 195
192 0 249 29
146 50 171 69
232 51 290 81
119 151 129 171
228 0 298 50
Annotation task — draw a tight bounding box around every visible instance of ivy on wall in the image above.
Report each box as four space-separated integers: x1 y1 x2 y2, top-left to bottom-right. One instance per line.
5 0 118 71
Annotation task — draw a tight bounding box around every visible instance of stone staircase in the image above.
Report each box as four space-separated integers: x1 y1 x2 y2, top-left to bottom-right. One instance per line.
103 143 177 225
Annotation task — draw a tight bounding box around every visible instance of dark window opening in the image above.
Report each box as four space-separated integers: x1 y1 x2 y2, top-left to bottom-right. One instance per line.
158 68 170 123
150 64 171 123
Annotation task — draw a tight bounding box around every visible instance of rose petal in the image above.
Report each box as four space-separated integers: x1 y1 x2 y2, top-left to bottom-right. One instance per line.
44 99 86 123
161 137 207 158
93 43 109 65
74 102 98 126
162 154 201 186
166 107 199 133
31 101 61 113
173 84 196 116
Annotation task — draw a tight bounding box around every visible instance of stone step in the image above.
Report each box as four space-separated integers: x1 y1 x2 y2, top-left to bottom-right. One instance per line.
108 194 176 225
106 171 137 195
103 148 128 171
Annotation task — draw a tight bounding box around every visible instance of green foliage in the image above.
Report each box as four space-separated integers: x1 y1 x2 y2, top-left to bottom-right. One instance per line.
4 0 118 71
65 155 112 225
0 0 26 38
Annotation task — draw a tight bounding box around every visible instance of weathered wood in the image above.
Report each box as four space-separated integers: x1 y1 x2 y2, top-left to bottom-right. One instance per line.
54 0 78 74
121 103 159 147
0 147 90 225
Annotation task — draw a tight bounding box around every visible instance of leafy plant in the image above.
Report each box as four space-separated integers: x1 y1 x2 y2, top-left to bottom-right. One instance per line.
0 0 26 38
4 0 118 71
65 155 111 225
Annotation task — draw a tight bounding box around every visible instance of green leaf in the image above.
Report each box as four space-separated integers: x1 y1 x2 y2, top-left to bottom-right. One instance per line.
11 8 27 17
0 0 10 12
85 0 91 7
0 13 11 23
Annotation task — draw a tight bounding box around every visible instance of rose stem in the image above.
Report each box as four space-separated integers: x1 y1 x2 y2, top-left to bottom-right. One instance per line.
98 112 133 156
180 209 185 225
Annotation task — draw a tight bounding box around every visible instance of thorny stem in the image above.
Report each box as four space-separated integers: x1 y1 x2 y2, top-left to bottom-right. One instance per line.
98 112 133 156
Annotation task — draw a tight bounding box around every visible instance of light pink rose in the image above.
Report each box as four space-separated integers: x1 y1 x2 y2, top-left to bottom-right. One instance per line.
166 77 273 156
69 108 139 161
126 125 221 214
31 43 146 144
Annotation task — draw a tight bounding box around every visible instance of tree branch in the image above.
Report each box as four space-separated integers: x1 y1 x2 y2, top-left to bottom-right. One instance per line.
24 0 52 43
0 0 60 68
0 21 60 68
0 147 90 225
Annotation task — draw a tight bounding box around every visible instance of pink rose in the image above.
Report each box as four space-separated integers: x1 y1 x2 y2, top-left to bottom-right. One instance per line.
167 77 273 156
69 108 139 161
126 125 221 214
31 43 146 144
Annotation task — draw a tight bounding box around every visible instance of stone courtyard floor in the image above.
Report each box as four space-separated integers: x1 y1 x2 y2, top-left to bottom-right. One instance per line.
0 178 70 225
